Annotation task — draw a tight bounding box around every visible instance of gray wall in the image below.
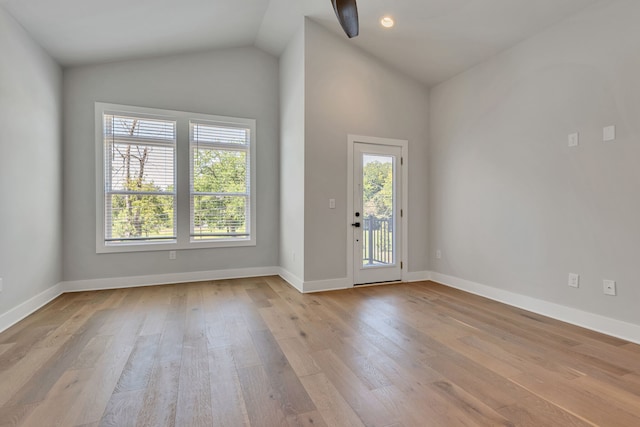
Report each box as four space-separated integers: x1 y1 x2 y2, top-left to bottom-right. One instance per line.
279 25 306 281
63 47 280 281
429 0 640 325
0 8 62 313
304 20 430 281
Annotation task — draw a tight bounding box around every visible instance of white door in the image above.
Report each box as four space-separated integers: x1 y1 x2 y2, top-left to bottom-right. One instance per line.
352 142 402 285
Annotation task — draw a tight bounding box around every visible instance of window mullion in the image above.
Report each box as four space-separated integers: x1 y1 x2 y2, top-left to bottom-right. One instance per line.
175 118 191 247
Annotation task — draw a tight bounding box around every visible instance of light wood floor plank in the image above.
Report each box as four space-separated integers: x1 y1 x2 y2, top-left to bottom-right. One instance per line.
311 349 399 426
249 328 317 416
286 410 328 427
175 284 213 427
0 347 58 406
21 368 94 427
208 345 250 427
299 373 365 427
98 389 145 427
64 306 147 425
0 402 39 427
135 358 180 427
277 336 322 378
237 364 288 426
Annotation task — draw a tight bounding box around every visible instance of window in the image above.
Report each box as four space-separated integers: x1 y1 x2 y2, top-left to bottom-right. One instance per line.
103 113 177 244
190 121 250 241
96 103 256 253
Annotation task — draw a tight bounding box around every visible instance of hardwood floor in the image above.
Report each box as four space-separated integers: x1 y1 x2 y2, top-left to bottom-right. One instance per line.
1 277 639 426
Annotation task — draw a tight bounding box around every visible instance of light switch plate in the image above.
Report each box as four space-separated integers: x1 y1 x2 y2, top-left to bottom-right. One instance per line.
568 132 579 147
329 199 336 209
603 125 616 142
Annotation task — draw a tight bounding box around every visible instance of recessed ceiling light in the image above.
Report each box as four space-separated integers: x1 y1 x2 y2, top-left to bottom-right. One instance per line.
380 16 394 28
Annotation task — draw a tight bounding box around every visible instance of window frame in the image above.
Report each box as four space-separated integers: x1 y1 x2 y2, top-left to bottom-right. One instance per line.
95 102 256 253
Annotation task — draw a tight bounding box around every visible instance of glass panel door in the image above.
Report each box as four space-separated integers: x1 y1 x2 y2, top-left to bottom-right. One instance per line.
353 143 402 284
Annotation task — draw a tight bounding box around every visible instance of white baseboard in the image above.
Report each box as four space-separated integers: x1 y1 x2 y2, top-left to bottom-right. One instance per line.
0 283 63 334
277 269 351 293
282 271 432 294
406 270 431 282
303 277 351 293
63 266 280 293
277 268 304 293
430 271 640 345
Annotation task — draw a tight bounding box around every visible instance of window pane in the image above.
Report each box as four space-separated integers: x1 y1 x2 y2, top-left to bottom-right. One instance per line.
192 149 247 193
190 119 251 242
104 112 176 245
107 194 175 242
362 154 395 266
191 195 248 240
109 143 175 192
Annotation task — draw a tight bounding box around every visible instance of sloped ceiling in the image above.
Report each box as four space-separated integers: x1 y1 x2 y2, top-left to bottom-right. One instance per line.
1 0 599 86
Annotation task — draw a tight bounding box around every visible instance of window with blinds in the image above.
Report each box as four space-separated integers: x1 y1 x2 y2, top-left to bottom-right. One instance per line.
103 113 176 244
190 121 251 241
97 103 255 253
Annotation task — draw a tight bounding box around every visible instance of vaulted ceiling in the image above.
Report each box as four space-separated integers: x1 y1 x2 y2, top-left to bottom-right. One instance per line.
1 0 599 86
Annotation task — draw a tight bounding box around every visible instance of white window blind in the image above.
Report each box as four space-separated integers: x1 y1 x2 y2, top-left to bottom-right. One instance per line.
190 121 251 241
103 113 176 244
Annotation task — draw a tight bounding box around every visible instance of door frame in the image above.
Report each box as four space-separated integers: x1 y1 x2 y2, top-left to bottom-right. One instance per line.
347 134 409 286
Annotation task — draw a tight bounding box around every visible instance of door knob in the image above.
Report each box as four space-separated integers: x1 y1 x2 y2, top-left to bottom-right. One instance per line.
351 222 361 227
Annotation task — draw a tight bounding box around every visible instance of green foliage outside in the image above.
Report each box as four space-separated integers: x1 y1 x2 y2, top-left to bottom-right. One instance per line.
112 191 174 239
110 142 174 240
362 159 394 263
363 160 393 219
192 149 248 236
108 118 249 241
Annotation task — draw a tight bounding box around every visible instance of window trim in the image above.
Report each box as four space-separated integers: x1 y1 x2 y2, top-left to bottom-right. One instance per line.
95 102 256 253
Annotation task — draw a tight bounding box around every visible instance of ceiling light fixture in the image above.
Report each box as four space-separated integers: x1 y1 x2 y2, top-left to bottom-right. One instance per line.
380 16 394 28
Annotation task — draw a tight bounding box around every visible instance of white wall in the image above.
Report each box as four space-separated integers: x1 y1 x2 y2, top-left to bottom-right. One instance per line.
304 19 430 282
279 25 306 283
430 0 640 325
63 47 280 282
0 8 62 317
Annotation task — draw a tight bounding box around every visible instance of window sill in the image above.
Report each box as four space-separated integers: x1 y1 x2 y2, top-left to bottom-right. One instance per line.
96 238 256 254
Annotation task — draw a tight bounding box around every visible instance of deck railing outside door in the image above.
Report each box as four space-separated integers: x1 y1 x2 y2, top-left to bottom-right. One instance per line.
362 216 393 265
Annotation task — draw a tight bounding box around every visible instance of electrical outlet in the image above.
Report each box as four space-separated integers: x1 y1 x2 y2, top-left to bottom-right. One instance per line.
436 249 442 259
169 251 176 260
568 273 580 288
603 125 616 142
568 132 579 147
603 280 616 296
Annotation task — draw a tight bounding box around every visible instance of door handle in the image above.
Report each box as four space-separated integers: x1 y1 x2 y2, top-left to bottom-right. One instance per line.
351 222 361 228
